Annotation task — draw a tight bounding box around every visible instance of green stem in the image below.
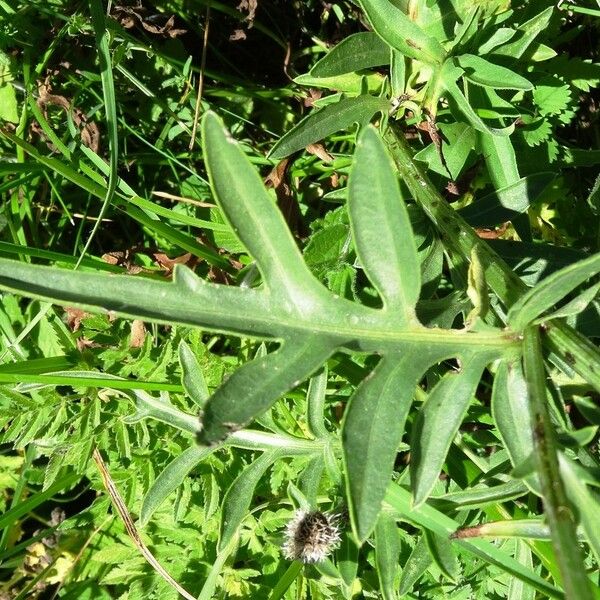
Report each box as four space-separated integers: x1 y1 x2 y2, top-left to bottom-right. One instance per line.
383 125 600 392
523 327 593 600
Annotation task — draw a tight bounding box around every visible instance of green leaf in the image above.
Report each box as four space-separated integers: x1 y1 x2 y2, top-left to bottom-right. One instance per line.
374 511 401 600
343 354 432 542
533 76 572 117
459 172 555 227
491 7 554 60
509 541 536 600
491 360 535 479
424 529 459 582
202 111 315 291
508 253 600 330
357 0 446 65
306 366 329 439
219 449 280 551
385 484 563 598
398 534 431 596
349 125 420 316
560 455 600 566
452 519 553 540
456 54 533 90
269 95 389 160
178 340 209 409
410 354 489 506
0 84 18 123
310 32 390 77
441 61 515 136
140 445 215 526
198 337 335 445
414 122 476 180
337 532 359 587
539 281 600 323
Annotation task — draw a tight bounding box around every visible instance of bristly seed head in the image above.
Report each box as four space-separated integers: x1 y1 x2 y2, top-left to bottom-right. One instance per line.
282 510 341 563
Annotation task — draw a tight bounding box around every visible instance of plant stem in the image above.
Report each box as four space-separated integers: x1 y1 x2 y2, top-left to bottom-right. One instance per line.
522 327 594 600
383 125 600 392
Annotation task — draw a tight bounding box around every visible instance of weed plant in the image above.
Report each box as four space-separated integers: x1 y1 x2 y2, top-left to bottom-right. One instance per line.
0 1 599 599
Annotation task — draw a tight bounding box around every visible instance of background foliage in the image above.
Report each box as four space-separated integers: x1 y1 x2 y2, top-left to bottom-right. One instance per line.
0 0 599 599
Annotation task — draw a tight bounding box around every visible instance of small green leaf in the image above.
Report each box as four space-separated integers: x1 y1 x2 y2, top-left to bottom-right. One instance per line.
491 7 554 60
424 529 460 582
456 54 533 90
337 532 359 587
178 340 209 409
375 511 401 600
441 61 515 136
269 95 389 160
357 0 446 65
410 355 488 506
219 449 280 551
306 366 329 439
140 445 215 526
508 253 600 330
491 360 535 475
539 281 600 323
198 337 335 445
398 535 431 596
414 122 476 180
0 84 18 123
560 455 600 566
349 126 420 316
310 32 390 77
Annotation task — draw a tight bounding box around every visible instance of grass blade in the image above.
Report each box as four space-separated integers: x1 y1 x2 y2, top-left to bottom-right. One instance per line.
78 0 119 267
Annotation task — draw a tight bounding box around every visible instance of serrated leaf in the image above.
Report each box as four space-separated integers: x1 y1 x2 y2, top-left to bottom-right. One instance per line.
533 76 572 116
457 54 533 90
521 117 552 147
357 0 446 65
269 95 389 160
310 32 390 77
349 125 420 316
410 355 489 506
